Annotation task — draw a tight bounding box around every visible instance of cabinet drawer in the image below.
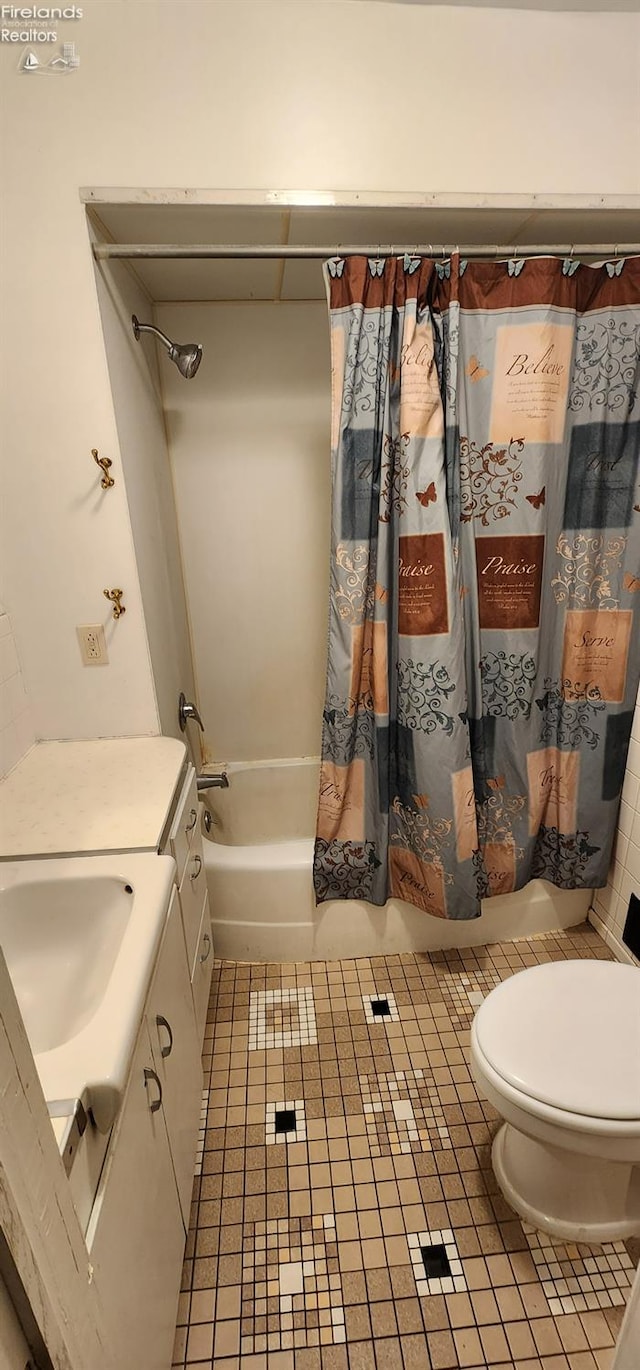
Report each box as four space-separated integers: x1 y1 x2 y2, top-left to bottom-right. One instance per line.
191 894 214 1047
169 767 199 883
178 828 207 971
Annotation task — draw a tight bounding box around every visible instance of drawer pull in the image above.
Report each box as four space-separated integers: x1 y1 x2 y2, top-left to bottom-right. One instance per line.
185 807 198 834
155 1014 174 1058
200 932 212 964
190 853 203 881
144 1067 163 1113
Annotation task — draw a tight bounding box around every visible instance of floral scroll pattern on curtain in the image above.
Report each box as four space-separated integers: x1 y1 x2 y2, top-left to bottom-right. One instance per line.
313 255 479 920
313 252 640 919
445 254 640 901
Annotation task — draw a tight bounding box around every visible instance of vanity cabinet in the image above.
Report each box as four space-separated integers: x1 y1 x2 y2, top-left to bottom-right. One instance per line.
88 1015 184 1370
88 888 201 1370
147 889 202 1227
168 764 213 1046
0 741 215 1370
168 767 199 881
192 891 214 1043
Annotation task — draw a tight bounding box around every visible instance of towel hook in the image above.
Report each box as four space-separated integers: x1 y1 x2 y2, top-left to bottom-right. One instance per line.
92 448 114 490
104 588 126 620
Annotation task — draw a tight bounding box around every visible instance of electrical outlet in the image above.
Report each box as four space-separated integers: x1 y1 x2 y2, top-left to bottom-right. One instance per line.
76 624 108 666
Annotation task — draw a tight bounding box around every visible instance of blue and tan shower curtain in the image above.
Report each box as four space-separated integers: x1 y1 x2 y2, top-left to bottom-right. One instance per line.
313 252 640 919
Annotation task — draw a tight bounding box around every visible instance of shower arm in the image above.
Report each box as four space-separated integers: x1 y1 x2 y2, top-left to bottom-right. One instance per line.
132 315 174 355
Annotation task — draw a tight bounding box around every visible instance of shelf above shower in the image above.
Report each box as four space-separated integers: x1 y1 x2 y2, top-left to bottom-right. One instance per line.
83 187 640 304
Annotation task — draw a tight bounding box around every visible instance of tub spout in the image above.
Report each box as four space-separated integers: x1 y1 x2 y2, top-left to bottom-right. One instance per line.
197 773 229 791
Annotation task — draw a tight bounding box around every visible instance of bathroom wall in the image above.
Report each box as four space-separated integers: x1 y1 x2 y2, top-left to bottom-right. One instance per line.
93 258 196 741
589 684 640 966
1 2 639 744
0 606 35 780
156 302 330 762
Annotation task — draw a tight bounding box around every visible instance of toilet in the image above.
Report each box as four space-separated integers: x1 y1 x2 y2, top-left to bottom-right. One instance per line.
470 959 640 1244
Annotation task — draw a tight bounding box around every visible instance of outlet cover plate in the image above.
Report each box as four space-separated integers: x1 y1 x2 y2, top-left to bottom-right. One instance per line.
76 624 108 666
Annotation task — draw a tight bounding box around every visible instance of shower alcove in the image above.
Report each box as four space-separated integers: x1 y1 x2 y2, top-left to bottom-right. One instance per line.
87 188 640 958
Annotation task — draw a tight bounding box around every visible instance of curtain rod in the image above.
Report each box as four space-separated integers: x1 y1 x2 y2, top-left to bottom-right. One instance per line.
93 242 640 261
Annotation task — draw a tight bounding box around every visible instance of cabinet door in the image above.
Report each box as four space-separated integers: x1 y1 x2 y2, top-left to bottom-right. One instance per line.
178 829 207 972
148 889 202 1229
88 1019 184 1370
191 893 214 1049
169 766 199 884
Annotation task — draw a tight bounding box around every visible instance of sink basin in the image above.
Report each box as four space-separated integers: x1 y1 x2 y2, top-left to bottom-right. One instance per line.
0 853 176 1131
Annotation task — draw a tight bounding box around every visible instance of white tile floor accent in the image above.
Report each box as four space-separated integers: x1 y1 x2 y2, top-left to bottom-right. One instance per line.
241 1212 345 1352
265 1099 307 1144
523 1223 635 1315
193 1084 209 1177
362 990 400 1024
407 1227 467 1296
248 986 317 1050
360 1068 451 1156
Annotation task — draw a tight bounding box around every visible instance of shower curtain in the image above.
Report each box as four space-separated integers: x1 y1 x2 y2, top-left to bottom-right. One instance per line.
313 251 640 919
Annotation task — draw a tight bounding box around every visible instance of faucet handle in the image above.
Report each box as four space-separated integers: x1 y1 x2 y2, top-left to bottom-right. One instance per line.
178 692 204 732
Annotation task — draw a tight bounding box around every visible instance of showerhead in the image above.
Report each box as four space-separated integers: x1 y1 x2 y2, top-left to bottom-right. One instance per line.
169 339 203 379
132 315 202 379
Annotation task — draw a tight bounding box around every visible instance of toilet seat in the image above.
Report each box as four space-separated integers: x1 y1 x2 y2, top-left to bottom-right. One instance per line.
474 960 640 1123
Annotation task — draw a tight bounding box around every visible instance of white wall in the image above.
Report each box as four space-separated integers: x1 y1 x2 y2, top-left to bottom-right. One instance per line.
1 1 639 744
0 606 35 778
93 258 196 741
590 685 640 966
157 302 331 762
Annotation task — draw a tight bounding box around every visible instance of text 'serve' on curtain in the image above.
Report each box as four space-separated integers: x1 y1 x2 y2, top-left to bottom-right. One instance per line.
313 251 640 920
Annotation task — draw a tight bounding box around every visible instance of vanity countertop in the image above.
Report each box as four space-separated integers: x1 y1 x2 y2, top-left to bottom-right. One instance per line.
0 736 187 858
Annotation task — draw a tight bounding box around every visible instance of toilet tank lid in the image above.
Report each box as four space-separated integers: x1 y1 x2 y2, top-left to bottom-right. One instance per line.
474 960 640 1121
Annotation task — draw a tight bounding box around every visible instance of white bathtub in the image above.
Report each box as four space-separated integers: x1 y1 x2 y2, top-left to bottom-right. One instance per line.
201 758 592 962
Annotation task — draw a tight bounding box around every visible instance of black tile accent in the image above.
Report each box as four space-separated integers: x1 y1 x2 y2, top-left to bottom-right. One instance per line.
274 1109 297 1136
420 1243 451 1280
371 998 391 1018
622 892 640 961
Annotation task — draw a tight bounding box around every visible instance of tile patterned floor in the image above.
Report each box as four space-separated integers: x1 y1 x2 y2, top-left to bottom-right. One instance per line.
173 924 637 1370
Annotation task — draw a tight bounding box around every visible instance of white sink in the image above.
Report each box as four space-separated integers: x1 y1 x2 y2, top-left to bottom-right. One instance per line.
0 853 176 1131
